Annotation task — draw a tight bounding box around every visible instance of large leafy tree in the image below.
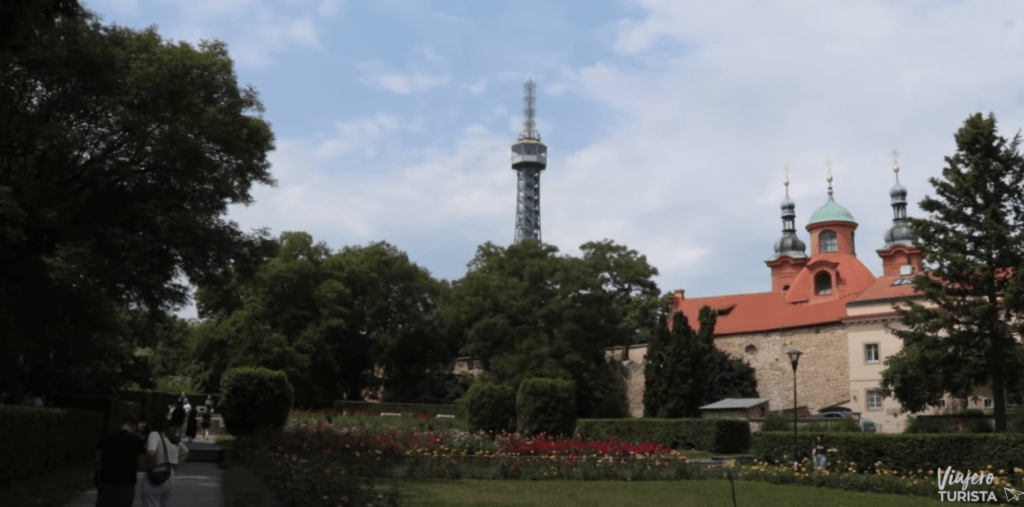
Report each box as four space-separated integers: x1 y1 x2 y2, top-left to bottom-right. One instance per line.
439 239 660 417
644 305 757 418
0 7 276 398
880 113 1024 432
192 232 453 406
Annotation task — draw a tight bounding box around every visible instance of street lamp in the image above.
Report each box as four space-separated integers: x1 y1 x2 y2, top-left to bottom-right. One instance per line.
787 349 803 468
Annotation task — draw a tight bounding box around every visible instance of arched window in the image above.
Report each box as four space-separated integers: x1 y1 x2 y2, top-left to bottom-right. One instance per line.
820 230 838 253
745 344 758 355
815 271 833 295
782 285 790 291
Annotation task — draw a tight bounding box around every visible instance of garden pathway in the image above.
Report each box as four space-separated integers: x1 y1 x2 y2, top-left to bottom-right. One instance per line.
62 435 224 507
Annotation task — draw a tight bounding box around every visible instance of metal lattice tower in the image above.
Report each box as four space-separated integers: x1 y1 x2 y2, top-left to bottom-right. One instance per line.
512 79 547 243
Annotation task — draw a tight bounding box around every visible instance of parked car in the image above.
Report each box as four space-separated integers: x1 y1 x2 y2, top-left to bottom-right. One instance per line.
817 410 852 419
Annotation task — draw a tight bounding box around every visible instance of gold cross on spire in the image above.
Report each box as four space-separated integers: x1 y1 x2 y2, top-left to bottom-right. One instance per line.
826 159 833 183
784 164 790 186
891 149 901 173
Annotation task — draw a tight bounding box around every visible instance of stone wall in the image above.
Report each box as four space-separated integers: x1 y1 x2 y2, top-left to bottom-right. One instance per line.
620 324 850 417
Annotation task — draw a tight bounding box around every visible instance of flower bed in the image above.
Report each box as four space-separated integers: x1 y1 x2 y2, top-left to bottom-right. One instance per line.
732 457 1024 499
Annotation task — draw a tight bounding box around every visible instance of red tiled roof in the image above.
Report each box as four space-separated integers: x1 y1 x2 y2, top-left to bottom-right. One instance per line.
673 253 879 335
784 254 877 303
851 275 922 303
675 291 861 336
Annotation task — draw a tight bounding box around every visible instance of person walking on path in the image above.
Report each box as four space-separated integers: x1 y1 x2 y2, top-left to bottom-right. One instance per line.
185 406 198 443
811 435 837 470
95 415 146 507
141 415 189 507
204 395 214 414
200 408 211 439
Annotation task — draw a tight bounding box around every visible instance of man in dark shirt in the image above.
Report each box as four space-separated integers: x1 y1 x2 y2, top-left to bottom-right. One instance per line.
95 415 145 507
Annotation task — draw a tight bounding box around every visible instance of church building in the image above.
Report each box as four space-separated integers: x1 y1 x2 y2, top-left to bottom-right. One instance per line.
616 160 995 432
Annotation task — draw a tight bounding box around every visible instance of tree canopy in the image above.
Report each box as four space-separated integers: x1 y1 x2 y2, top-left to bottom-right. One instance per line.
437 239 660 417
190 232 456 406
880 112 1024 431
0 6 276 398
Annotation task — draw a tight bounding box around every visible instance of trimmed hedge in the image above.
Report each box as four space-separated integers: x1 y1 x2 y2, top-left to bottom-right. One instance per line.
221 367 294 436
576 418 751 454
332 400 462 418
752 431 1024 473
463 383 516 435
0 406 105 486
516 378 576 437
50 394 143 434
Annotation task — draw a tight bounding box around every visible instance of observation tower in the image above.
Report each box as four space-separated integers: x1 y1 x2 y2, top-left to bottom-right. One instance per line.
511 79 547 243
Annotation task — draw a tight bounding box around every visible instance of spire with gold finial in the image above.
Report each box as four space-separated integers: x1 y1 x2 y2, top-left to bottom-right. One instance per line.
883 149 915 246
807 159 856 225
769 165 807 261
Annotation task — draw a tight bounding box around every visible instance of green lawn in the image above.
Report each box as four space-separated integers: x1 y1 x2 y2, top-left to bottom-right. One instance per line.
398 480 946 507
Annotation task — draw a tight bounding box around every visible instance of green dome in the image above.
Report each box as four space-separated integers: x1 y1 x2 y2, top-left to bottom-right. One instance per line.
808 195 856 225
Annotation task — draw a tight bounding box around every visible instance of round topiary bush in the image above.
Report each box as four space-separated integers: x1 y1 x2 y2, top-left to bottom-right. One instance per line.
220 367 294 436
516 378 576 438
463 382 516 436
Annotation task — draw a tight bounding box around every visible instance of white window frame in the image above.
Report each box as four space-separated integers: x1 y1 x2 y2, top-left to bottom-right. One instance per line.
864 343 879 364
867 390 882 410
984 398 994 409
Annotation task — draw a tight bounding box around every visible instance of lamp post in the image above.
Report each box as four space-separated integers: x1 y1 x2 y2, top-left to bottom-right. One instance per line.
787 349 803 469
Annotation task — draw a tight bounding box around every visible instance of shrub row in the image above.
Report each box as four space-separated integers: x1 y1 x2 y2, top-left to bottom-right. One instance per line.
463 378 577 438
576 418 751 454
50 394 142 434
0 406 105 486
752 431 1024 473
333 400 463 418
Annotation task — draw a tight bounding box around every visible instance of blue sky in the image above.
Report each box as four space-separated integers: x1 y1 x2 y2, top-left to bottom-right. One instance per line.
83 0 1024 319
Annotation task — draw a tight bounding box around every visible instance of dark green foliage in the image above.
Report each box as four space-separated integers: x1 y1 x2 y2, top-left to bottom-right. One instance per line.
905 417 949 434
220 367 294 435
517 378 576 437
0 5 276 399
463 383 517 435
437 239 661 418
192 233 454 407
761 412 791 432
880 113 1024 432
1012 410 1024 433
576 418 751 453
753 431 1024 474
0 406 105 486
801 418 861 433
644 304 757 418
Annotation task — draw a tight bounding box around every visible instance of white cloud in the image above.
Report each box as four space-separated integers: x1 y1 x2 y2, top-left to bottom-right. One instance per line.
357 50 453 95
468 78 488 95
313 114 402 160
317 0 342 16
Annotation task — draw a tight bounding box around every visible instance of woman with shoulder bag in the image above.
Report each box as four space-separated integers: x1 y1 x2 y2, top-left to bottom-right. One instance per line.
142 414 189 507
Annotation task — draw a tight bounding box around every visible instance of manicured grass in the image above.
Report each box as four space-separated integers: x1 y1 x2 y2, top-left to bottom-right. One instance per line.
398 479 946 507
0 460 95 507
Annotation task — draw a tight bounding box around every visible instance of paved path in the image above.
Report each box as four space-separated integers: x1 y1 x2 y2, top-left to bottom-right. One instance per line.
63 435 225 507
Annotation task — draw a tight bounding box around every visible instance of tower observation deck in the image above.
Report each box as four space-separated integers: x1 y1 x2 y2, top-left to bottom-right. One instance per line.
512 79 547 243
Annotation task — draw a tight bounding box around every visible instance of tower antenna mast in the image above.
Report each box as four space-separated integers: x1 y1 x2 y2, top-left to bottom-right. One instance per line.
511 79 548 243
